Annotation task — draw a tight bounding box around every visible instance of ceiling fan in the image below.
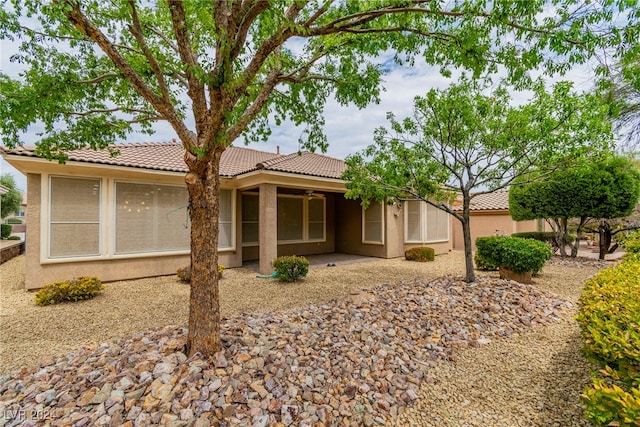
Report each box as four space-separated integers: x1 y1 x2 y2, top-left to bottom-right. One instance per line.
305 190 325 200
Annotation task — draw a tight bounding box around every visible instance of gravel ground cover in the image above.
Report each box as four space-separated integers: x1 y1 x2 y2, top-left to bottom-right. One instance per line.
0 252 605 426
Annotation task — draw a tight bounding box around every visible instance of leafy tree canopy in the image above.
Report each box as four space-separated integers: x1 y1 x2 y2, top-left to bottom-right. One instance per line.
343 77 614 281
509 155 640 222
0 173 23 219
344 78 614 212
509 154 640 257
595 6 640 147
0 0 634 161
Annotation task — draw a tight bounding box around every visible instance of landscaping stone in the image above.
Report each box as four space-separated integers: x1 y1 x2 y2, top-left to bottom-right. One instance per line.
0 275 573 426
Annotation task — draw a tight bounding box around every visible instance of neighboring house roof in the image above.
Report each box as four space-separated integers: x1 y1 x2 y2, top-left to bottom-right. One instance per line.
453 189 510 211
0 184 8 195
1 142 347 179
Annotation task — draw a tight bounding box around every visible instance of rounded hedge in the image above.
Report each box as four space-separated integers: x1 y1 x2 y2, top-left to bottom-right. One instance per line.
475 236 552 274
404 246 435 262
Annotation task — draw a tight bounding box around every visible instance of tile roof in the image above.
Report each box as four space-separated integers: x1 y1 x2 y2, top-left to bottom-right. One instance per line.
453 189 510 211
1 142 346 179
257 151 346 179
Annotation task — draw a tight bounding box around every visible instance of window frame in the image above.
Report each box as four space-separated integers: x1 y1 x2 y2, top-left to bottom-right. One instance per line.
47 175 102 260
217 188 235 251
403 199 450 244
113 180 192 255
41 175 236 264
362 200 385 245
241 192 260 247
276 194 326 244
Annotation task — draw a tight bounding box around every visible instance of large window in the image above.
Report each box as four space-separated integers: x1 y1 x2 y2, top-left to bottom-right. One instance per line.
242 193 259 245
49 177 101 258
115 182 190 254
277 195 325 243
362 200 384 244
404 200 449 243
46 177 235 260
115 184 234 253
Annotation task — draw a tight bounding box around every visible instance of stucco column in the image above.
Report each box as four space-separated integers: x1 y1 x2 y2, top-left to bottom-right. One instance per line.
259 183 278 274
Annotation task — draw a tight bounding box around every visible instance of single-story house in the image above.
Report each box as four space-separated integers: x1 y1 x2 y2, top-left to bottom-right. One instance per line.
2 142 454 289
451 189 542 250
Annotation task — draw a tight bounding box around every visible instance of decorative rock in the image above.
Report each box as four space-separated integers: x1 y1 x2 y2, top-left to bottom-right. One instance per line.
0 275 577 427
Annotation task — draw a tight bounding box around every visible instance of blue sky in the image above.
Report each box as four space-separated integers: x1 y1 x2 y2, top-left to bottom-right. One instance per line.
0 36 599 193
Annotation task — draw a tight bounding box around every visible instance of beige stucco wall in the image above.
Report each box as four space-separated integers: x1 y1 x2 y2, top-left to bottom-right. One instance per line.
22 171 242 289
25 173 41 289
334 199 453 258
451 210 540 250
17 159 457 288
335 198 387 257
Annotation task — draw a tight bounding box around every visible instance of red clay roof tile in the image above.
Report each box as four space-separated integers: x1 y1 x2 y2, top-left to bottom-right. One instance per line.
2 143 346 179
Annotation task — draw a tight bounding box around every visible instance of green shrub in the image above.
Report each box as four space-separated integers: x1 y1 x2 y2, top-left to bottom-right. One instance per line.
0 224 11 239
35 277 104 306
577 257 640 426
475 236 505 271
404 246 435 262
621 230 640 254
176 264 224 283
272 255 309 282
512 231 575 253
498 237 552 274
7 235 20 240
475 236 552 274
5 218 22 224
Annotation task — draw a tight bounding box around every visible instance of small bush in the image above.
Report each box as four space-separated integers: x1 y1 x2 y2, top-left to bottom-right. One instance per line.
272 255 309 282
177 266 191 282
498 237 552 274
404 246 435 262
176 264 224 283
475 236 552 274
0 224 11 239
35 277 104 306
7 235 20 240
5 218 22 224
577 257 640 426
475 236 505 271
621 230 640 254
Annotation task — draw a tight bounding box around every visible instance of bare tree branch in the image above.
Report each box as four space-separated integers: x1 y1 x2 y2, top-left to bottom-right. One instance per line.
54 0 193 147
226 69 281 142
147 26 180 54
127 0 172 104
76 73 118 84
167 0 207 144
229 1 271 63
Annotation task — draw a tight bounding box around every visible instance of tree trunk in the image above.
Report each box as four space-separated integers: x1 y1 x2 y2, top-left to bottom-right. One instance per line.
184 150 224 357
570 216 587 258
552 218 568 257
461 198 475 283
598 220 612 260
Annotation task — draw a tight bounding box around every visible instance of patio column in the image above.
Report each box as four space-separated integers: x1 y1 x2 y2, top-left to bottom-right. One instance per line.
259 183 278 274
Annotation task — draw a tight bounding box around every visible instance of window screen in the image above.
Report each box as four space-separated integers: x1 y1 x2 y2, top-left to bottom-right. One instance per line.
115 182 190 254
277 196 303 241
242 193 259 245
49 177 101 258
363 201 384 243
308 198 325 240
